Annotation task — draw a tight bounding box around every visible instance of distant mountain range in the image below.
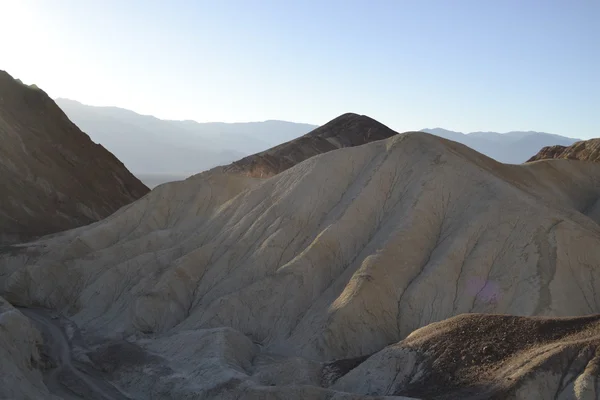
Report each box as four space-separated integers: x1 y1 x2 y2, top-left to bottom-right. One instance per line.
55 99 317 187
421 128 580 164
56 98 581 188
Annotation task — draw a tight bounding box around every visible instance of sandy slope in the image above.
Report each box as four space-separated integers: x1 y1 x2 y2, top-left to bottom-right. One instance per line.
2 131 600 398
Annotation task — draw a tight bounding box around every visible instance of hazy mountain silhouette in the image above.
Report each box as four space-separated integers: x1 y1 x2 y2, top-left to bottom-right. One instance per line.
55 99 317 187
422 127 579 164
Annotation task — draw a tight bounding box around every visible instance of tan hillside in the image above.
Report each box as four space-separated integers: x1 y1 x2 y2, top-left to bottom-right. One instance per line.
0 71 149 244
2 121 600 398
528 138 600 163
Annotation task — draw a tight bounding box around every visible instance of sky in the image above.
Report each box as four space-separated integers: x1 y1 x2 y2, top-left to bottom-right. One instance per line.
0 0 598 138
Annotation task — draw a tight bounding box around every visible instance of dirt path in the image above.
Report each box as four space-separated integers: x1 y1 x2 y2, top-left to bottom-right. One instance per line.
18 307 131 400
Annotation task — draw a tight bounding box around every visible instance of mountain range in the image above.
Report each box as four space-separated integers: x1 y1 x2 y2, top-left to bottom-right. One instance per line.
56 100 581 189
55 99 317 187
3 80 600 398
421 127 580 164
422 128 580 164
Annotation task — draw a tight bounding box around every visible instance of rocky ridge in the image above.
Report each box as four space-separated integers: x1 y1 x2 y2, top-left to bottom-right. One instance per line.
528 138 600 163
223 113 401 178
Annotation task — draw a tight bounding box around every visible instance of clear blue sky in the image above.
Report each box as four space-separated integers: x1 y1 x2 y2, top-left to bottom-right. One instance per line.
1 0 598 137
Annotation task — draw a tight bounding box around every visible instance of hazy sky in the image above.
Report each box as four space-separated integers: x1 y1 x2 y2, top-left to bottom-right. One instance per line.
1 0 598 137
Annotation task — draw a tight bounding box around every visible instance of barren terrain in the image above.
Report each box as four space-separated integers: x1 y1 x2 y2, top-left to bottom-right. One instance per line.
2 128 600 398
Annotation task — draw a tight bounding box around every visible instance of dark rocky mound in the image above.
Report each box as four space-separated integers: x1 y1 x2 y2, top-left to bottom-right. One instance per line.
332 313 600 399
0 70 149 244
223 113 403 178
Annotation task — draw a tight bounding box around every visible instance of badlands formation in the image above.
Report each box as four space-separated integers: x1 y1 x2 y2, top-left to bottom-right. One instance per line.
2 111 600 398
0 71 149 245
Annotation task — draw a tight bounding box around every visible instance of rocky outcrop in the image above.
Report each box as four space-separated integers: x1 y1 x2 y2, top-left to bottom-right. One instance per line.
528 138 600 163
0 71 149 244
527 144 570 161
223 113 401 178
3 119 600 398
334 313 600 399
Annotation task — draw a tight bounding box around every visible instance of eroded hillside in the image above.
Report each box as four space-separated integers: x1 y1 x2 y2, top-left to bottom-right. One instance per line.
2 125 600 398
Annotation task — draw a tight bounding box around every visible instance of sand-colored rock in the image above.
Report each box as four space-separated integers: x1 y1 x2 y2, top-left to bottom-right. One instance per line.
3 127 600 398
0 70 149 244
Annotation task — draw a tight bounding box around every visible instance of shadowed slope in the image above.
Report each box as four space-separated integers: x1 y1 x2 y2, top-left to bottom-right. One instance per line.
0 71 149 244
0 297 58 399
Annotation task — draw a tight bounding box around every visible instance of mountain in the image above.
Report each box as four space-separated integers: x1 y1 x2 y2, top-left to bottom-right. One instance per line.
421 127 579 164
55 99 317 187
3 115 600 399
223 113 400 178
0 71 148 245
528 138 600 163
